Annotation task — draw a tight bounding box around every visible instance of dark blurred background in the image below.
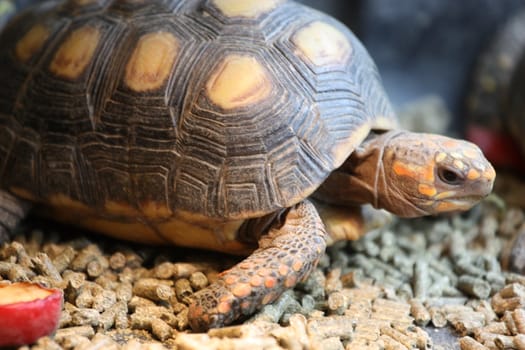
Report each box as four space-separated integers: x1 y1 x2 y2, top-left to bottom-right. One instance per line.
299 0 525 121
4 0 525 126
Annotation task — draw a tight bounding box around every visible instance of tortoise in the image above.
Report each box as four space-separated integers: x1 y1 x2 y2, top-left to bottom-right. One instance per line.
466 8 525 173
0 0 495 331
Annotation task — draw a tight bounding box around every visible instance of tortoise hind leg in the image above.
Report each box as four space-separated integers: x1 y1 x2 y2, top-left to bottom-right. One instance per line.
188 200 327 331
0 190 31 244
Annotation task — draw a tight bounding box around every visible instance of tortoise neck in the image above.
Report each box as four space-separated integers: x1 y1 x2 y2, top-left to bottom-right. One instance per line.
313 131 395 208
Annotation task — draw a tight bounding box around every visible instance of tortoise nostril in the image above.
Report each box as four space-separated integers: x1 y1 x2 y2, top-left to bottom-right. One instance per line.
438 167 463 185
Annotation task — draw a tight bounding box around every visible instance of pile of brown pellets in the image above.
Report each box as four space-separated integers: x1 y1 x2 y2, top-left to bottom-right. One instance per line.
1 193 525 350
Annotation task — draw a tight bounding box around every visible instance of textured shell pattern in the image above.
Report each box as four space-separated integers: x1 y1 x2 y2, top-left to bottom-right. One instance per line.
0 0 397 220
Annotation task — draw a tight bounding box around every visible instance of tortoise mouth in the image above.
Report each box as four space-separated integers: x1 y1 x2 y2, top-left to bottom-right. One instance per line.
437 195 486 212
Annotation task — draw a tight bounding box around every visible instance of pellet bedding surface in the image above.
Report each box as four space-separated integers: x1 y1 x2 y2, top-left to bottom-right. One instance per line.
1 197 525 350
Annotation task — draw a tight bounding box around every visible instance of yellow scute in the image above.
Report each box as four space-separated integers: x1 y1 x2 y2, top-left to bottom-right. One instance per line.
125 31 179 92
292 21 352 67
49 26 101 80
15 24 50 63
212 0 282 17
206 54 272 110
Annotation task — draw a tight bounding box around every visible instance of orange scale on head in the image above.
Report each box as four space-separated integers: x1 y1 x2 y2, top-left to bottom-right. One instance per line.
451 152 463 159
484 166 496 181
453 159 465 170
421 164 435 183
418 184 437 198
435 152 447 163
463 148 480 159
393 161 417 178
443 139 460 149
436 202 457 212
467 168 481 180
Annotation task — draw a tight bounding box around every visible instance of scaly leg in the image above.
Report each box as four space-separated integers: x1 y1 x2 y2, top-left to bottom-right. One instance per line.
188 200 327 331
0 190 31 243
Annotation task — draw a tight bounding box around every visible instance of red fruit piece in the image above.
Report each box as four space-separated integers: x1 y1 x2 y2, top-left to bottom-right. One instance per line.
0 282 63 346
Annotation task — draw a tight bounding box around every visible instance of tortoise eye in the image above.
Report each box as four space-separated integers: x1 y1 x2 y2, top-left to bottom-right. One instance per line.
438 167 463 185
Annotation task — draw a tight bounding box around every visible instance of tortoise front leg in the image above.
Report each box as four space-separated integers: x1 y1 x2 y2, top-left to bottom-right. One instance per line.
188 200 327 331
0 190 31 243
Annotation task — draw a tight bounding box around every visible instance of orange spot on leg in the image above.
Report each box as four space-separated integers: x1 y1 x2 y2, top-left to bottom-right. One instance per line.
239 262 253 269
292 260 303 272
250 275 263 287
278 265 289 276
257 268 271 277
241 300 252 311
224 275 237 285
217 301 232 314
232 283 252 298
285 275 297 288
264 277 277 289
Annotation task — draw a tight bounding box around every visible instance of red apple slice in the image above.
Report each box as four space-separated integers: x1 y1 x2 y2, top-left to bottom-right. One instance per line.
0 282 63 346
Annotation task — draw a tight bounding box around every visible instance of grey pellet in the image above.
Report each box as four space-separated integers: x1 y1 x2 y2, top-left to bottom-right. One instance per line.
457 275 491 299
413 258 430 299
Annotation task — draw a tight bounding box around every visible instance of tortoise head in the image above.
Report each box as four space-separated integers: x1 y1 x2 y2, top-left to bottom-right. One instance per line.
375 131 496 217
315 130 495 218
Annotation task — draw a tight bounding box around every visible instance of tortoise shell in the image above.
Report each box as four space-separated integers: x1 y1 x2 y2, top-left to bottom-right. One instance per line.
466 9 525 171
0 0 396 248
